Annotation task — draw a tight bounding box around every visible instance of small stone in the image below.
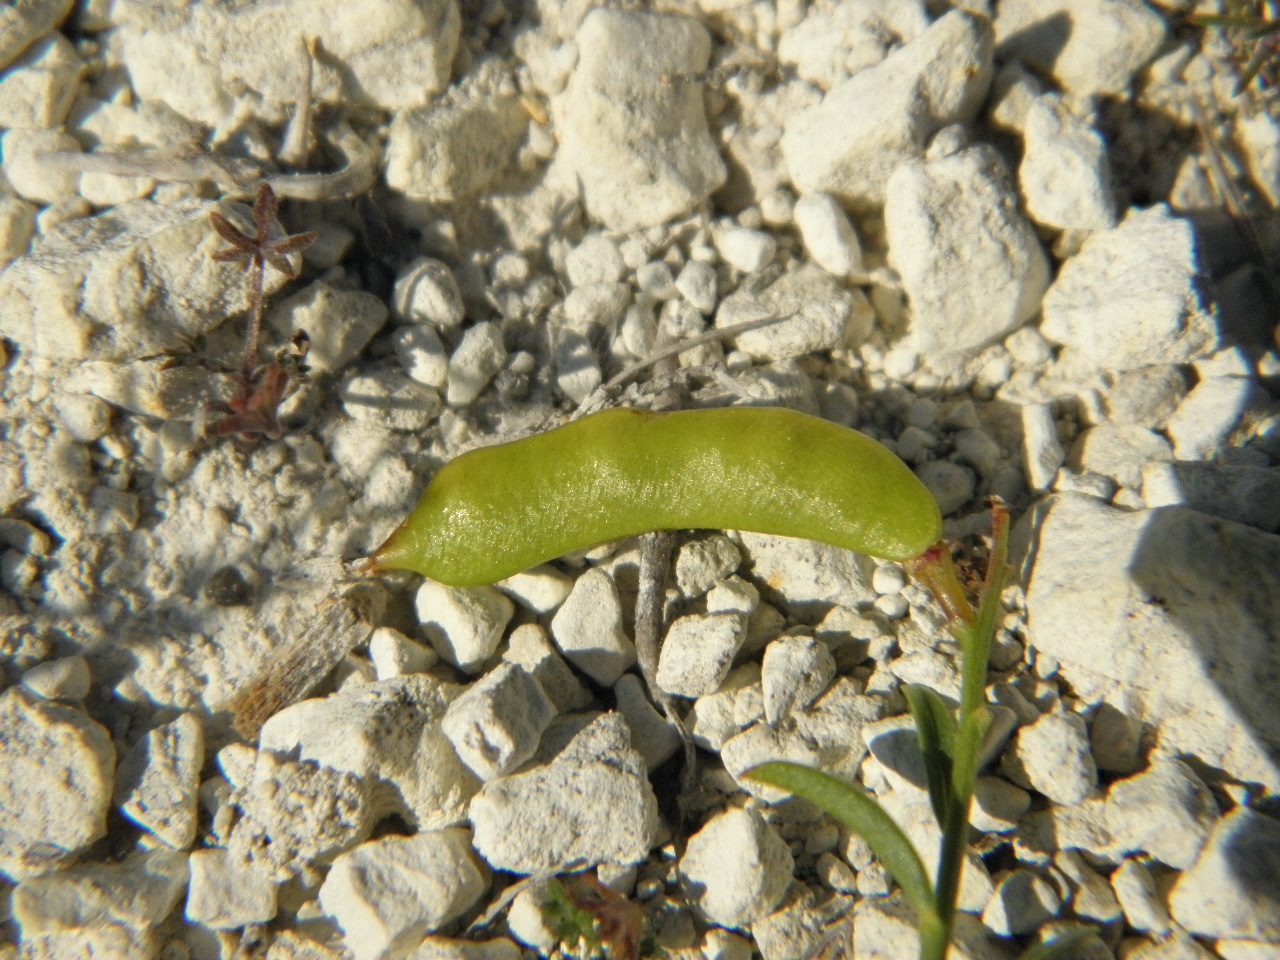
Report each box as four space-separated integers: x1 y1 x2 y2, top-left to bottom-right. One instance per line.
556 9 726 230
1040 205 1217 372
550 569 636 686
971 776 1032 834
186 848 278 930
982 869 1061 937
496 566 574 614
114 712 203 849
761 635 836 724
0 0 75 72
1165 376 1265 461
887 144 1049 356
0 195 36 266
502 623 591 713
258 676 479 832
1002 711 1097 806
1105 365 1187 428
386 95 527 201
1089 702 1143 775
416 581 514 674
469 713 660 873
687 664 764 752
871 564 906 595
0 33 80 130
566 234 626 287
1022 402 1064 492
613 673 681 770
0 685 114 879
716 264 869 362
13 849 187 956
712 222 776 273
20 654 90 701
369 627 438 680
679 808 793 927
447 322 507 406
409 936 523 960
1069 423 1173 492
873 593 910 619
1 127 80 203
393 325 450 390
676 260 718 315
319 829 487 960
782 11 993 209
635 261 678 299
1019 94 1116 230
340 366 442 431
914 460 975 515
793 192 864 277
656 613 748 698
267 282 387 374
1054 850 1122 925
442 662 555 781
1142 461 1280 535
739 531 876 608
676 535 742 597
392 258 466 329
553 327 603 404
994 0 1165 97
1106 758 1219 869
1112 858 1171 936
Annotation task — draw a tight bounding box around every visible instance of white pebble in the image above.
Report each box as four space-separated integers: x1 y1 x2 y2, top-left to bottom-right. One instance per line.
185 848 278 930
550 569 636 686
675 260 717 315
712 222 776 273
369 627 438 680
447 322 507 406
392 257 466 328
656 613 748 698
871 565 906 595
793 192 864 277
1022 402 1064 492
442 662 555 781
393 325 450 390
416 581 514 674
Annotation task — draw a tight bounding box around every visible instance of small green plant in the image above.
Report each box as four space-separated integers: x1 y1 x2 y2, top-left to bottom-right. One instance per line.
542 872 657 960
208 182 318 440
1190 1 1280 94
747 503 1088 960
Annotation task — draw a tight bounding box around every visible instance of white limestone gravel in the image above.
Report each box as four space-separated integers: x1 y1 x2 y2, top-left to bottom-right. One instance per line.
2 0 1279 956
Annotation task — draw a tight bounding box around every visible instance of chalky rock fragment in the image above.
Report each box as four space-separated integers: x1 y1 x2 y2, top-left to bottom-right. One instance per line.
1040 205 1218 372
369 627 438 680
886 144 1049 356
267 282 388 375
0 33 80 129
387 95 528 201
550 568 636 686
1239 111 1280 208
914 460 976 516
1019 95 1116 230
0 195 36 266
117 0 460 127
994 0 1166 98
416 580 514 674
340 367 443 431
1105 758 1219 870
0 685 115 879
982 869 1061 937
688 663 764 752
777 0 929 91
1022 402 1065 492
0 197 294 362
502 623 591 713
1143 462 1280 534
676 535 742 598
1165 376 1266 462
853 895 1009 960
613 673 681 770
224 750 371 881
656 613 748 698
442 662 555 781
1169 806 1280 941
497 566 574 615
447 321 507 406
740 531 876 609
1002 711 1097 806
1054 850 1123 925
1069 423 1173 493
761 635 836 724
21 653 90 700
1026 494 1280 790
114 712 203 850
782 10 993 209
320 829 487 960
186 848 278 929
393 257 467 329
793 192 865 277
469 713 660 873
553 327 602 404
554 9 726 231
258 675 480 831
1112 858 1171 936
715 264 872 362
13 849 188 957
679 808 793 927
0 0 74 71
412 937 523 960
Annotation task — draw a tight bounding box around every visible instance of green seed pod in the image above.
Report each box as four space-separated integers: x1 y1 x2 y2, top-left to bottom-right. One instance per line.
374 407 942 586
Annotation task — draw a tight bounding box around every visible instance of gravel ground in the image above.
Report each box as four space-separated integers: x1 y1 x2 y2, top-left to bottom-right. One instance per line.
0 0 1279 958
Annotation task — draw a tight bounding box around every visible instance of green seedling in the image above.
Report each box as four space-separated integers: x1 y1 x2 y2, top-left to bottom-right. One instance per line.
208 182 318 440
542 872 656 960
747 503 1088 960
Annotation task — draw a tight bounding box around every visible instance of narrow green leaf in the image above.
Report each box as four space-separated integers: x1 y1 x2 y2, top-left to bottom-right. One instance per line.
1017 930 1099 960
745 763 939 925
903 684 958 828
